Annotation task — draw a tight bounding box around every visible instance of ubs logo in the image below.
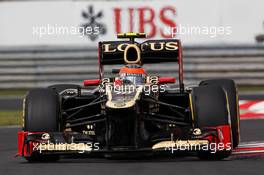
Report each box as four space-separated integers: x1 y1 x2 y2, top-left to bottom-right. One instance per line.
81 5 107 41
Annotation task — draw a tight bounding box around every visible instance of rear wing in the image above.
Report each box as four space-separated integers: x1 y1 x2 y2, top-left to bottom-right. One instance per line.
97 36 183 92
98 39 180 65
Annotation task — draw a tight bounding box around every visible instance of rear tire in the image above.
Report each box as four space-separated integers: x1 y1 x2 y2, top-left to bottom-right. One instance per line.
192 85 232 160
200 79 240 148
23 88 60 162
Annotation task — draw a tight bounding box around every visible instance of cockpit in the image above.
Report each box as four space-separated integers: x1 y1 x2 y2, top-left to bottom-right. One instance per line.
120 73 146 85
118 64 147 85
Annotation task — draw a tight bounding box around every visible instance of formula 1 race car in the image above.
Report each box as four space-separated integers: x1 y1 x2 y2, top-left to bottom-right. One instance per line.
17 33 240 161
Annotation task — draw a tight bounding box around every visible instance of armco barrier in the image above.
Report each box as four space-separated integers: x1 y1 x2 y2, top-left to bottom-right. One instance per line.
0 45 264 88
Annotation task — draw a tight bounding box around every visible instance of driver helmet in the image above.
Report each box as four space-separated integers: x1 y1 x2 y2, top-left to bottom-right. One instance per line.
118 64 147 85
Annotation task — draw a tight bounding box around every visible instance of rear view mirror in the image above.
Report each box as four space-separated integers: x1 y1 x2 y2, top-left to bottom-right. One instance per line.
158 77 176 84
83 79 100 86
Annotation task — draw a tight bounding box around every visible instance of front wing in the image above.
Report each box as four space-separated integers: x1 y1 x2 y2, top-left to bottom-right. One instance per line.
17 125 232 158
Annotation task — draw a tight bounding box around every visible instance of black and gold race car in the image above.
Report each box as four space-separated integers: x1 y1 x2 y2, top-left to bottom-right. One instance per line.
18 33 240 161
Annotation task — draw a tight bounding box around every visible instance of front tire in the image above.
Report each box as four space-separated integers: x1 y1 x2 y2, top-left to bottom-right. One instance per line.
192 85 232 160
23 88 60 162
200 79 240 148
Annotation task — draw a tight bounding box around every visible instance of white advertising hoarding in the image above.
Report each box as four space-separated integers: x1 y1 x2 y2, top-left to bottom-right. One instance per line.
0 0 263 46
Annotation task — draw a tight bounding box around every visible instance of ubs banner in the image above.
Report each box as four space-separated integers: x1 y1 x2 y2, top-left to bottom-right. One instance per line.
0 0 263 47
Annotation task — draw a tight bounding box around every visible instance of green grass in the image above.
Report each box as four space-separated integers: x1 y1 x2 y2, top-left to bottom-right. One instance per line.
0 89 28 97
0 110 22 126
238 86 264 92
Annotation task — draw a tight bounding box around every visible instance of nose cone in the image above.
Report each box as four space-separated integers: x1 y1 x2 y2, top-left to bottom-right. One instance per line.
106 88 137 109
105 85 143 109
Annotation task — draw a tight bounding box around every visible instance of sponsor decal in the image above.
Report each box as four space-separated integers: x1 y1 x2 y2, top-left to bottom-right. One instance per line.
81 5 107 41
41 133 50 140
2 1 264 45
113 6 176 38
102 41 178 53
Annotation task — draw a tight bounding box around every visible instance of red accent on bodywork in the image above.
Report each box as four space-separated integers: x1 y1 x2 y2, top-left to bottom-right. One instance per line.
204 125 232 150
217 125 232 149
17 131 34 157
18 131 44 157
158 77 176 84
18 131 26 156
83 79 100 86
